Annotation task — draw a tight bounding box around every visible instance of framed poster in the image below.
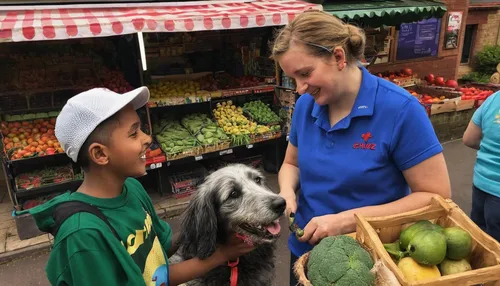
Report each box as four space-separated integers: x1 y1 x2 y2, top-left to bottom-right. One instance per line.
444 12 463 50
396 17 441 61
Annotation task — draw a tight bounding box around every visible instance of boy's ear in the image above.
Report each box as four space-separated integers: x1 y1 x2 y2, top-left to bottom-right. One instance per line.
88 143 110 166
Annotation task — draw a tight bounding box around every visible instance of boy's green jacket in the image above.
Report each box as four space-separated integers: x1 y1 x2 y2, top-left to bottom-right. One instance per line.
24 178 172 286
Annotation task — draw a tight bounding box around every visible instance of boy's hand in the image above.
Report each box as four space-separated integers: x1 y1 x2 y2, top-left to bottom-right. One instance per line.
214 233 255 263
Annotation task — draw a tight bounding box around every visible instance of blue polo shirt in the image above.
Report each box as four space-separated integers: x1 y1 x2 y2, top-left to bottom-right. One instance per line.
471 91 500 197
288 66 443 257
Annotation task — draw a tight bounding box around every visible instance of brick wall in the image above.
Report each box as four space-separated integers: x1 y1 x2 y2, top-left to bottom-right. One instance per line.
370 0 469 81
457 8 499 77
430 108 476 142
471 9 500 60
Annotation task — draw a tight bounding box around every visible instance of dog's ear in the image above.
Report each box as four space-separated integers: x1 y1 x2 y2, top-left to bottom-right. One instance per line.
178 189 218 260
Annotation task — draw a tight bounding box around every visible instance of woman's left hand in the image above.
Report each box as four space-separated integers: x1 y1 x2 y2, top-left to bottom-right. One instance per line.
297 214 344 245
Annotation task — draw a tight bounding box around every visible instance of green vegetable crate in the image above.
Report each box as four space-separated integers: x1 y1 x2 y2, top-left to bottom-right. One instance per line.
355 195 500 286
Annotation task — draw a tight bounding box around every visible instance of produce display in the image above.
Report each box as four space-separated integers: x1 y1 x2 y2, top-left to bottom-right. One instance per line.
242 100 281 125
407 89 448 104
459 86 496 101
99 68 134 93
1 117 63 160
215 73 263 89
375 68 414 81
214 101 252 146
3 111 60 122
383 220 473 282
213 100 276 146
148 75 218 100
306 235 375 286
154 118 199 156
181 113 229 146
22 193 61 210
15 164 78 191
423 73 458 88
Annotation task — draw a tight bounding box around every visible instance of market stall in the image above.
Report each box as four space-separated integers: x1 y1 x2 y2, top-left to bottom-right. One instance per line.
0 0 320 239
294 196 500 285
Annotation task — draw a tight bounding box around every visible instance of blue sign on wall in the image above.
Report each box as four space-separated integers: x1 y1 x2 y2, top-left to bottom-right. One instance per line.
396 17 441 61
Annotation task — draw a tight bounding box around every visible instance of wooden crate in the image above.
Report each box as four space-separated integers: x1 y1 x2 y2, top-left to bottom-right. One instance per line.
293 232 401 286
355 196 500 286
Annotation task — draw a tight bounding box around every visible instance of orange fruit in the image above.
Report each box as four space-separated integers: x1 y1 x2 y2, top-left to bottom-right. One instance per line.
13 122 21 128
30 147 36 152
35 147 42 153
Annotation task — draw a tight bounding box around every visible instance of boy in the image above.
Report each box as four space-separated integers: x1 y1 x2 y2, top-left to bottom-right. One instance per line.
28 87 254 286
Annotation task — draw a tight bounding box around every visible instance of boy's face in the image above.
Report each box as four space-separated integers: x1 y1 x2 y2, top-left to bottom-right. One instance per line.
98 104 152 177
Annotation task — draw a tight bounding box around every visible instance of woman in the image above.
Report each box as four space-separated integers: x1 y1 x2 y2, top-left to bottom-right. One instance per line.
270 10 451 284
463 91 500 242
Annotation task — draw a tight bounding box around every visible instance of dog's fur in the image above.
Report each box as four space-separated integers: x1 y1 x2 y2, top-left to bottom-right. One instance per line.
169 164 286 286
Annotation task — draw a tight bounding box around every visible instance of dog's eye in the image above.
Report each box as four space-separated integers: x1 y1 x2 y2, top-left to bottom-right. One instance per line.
229 190 239 198
254 177 262 184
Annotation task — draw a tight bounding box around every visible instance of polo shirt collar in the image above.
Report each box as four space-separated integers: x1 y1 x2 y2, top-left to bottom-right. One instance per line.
310 66 377 131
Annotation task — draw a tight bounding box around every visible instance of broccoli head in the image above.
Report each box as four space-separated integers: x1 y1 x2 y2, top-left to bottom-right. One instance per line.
307 235 375 286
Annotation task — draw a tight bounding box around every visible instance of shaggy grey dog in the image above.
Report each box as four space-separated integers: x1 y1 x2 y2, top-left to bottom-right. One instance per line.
169 163 286 286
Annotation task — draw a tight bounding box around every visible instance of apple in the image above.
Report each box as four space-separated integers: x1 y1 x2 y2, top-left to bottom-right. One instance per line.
402 68 413 76
425 74 435 84
445 79 458 88
435 77 445 86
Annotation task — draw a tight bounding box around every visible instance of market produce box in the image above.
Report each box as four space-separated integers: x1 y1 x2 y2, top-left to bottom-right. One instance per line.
355 196 500 286
413 84 462 100
293 231 400 286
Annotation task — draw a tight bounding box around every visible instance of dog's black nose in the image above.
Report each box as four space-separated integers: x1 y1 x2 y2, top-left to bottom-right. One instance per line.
271 197 286 214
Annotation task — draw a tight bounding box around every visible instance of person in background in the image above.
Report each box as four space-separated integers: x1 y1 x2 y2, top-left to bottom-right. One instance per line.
463 91 500 242
270 10 451 285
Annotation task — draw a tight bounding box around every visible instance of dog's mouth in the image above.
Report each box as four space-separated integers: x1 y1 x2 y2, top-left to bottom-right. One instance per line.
239 219 281 239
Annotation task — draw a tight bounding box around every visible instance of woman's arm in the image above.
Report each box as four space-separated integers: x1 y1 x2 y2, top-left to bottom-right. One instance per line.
336 153 451 234
463 120 482 150
278 142 300 214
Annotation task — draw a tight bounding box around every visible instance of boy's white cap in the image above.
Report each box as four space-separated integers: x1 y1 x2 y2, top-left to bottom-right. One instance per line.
55 87 150 163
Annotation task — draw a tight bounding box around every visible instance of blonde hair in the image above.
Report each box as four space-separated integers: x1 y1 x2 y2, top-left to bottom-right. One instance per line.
271 10 366 63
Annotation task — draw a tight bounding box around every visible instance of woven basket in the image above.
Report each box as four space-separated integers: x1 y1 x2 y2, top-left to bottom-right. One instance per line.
294 247 401 286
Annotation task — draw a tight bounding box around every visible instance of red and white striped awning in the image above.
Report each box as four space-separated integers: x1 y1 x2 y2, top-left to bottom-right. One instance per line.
0 0 321 42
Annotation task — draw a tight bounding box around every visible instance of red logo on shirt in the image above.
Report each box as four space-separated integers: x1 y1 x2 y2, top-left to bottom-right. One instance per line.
353 132 376 150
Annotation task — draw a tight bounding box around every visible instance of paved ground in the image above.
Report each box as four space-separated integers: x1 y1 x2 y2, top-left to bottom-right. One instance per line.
0 140 478 286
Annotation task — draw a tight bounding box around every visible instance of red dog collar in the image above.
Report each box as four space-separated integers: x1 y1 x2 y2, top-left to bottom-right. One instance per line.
228 258 239 286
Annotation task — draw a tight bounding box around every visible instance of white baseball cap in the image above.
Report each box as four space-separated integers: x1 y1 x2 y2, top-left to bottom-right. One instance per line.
55 87 150 162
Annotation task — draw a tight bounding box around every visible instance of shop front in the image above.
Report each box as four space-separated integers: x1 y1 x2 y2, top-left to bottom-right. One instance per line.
0 0 321 243
300 0 498 142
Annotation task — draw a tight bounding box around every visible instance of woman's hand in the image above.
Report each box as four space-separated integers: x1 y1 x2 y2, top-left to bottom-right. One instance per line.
280 191 297 217
297 214 344 245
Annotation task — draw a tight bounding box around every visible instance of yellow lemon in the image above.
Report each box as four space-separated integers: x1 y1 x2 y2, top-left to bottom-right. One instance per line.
398 257 441 282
